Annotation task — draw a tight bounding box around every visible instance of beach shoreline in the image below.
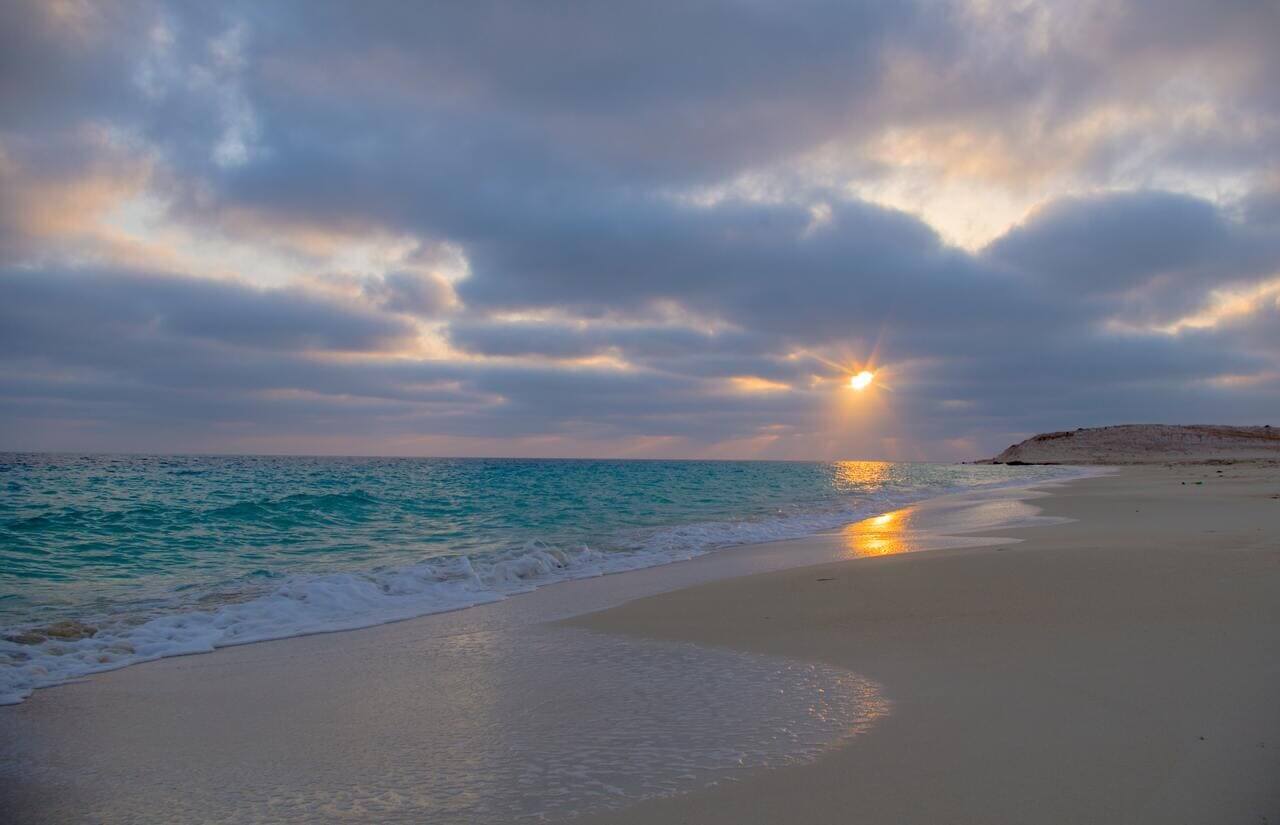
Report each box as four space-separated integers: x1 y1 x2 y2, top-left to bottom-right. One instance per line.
570 463 1280 824
0 460 1087 706
3 464 1278 823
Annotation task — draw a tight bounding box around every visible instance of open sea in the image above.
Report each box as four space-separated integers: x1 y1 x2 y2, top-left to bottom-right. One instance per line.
0 454 1079 704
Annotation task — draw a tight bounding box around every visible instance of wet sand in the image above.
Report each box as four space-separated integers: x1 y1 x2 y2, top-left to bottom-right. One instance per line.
570 463 1280 824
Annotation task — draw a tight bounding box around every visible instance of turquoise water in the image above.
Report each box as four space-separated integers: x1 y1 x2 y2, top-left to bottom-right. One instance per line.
0 454 1076 702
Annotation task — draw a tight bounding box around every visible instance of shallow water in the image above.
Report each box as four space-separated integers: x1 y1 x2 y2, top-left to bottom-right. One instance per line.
0 454 1081 703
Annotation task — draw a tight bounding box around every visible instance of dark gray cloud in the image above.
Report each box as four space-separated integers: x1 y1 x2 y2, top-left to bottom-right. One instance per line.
0 1 149 127
454 197 1044 345
448 320 772 363
0 268 415 355
986 192 1231 292
239 0 942 182
364 271 456 318
983 191 1280 323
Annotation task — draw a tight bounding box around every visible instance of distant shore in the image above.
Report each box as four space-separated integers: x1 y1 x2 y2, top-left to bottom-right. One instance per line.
982 423 1280 464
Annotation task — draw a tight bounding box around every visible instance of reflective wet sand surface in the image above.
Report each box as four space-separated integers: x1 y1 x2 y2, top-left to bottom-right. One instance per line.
1 623 887 824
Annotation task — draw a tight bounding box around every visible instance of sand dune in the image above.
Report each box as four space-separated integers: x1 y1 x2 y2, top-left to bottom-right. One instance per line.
987 423 1280 464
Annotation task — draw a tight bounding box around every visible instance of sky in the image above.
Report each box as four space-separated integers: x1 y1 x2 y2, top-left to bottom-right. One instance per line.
2 0 1278 461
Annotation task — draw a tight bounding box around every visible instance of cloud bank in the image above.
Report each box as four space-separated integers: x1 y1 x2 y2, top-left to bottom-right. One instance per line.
2 0 1278 459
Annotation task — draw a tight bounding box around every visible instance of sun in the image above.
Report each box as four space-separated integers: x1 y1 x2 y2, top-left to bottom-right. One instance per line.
849 370 874 391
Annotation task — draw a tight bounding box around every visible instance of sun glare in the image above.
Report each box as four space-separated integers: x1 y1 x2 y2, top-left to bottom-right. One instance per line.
850 370 874 391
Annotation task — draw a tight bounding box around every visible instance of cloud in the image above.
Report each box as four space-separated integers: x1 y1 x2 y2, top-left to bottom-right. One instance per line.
986 189 1280 324
986 191 1230 291
0 1 149 127
365 271 457 318
241 0 942 182
2 0 1279 458
0 267 416 356
5 185 1278 459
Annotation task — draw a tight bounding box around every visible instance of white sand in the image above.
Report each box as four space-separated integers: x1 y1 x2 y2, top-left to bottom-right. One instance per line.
571 463 1280 824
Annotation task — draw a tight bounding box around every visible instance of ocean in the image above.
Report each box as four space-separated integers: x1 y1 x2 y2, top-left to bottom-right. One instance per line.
0 453 1078 704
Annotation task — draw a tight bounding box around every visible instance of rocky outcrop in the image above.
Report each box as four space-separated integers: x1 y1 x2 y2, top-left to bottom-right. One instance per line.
987 424 1280 465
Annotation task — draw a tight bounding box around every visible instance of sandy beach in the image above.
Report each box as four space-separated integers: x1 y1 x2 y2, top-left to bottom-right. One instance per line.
3 464 1279 823
573 463 1280 824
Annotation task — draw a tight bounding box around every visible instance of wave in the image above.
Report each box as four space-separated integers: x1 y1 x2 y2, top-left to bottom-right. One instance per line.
3 490 384 537
205 489 380 521
0 467 1090 705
